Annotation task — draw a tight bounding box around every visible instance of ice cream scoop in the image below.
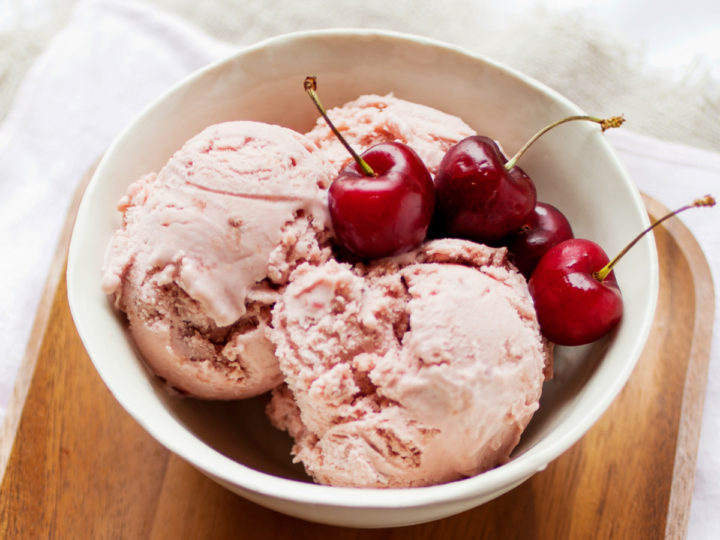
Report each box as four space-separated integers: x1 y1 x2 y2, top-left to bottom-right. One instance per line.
101 121 335 399
267 238 552 487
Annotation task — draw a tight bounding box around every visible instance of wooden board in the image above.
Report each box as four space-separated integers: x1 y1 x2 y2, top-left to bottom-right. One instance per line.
0 187 714 539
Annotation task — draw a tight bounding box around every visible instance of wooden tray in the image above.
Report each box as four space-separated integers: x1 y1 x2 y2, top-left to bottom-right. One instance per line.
0 177 714 538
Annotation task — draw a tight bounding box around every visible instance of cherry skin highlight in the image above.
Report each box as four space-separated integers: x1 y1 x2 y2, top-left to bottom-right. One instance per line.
433 136 536 244
528 238 622 346
504 201 574 278
328 141 435 260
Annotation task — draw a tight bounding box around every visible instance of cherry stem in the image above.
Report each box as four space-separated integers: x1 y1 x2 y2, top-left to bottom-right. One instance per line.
304 76 376 177
593 195 716 282
504 115 625 171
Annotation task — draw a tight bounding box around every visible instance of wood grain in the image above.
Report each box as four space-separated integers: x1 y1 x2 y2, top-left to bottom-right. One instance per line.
0 165 96 479
0 195 713 539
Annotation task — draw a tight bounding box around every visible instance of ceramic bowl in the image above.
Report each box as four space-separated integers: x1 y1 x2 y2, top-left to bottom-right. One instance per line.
67 29 658 528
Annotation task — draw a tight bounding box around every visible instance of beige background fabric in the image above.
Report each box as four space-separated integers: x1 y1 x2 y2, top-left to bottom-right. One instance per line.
1 0 719 152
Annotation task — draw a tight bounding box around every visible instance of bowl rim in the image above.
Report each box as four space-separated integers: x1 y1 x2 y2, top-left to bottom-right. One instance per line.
67 27 658 509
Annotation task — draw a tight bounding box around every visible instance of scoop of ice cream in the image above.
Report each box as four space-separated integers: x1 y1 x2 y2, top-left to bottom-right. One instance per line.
102 121 335 399
267 239 551 487
305 93 476 175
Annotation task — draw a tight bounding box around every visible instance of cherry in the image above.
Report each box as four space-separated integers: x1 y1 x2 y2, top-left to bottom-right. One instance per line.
327 142 435 259
433 135 536 244
504 201 574 278
529 238 621 345
529 195 716 346
304 77 434 259
434 115 624 245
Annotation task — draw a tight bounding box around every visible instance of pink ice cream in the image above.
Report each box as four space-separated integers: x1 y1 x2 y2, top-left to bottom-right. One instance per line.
102 93 552 488
305 93 476 175
101 121 335 399
267 239 552 488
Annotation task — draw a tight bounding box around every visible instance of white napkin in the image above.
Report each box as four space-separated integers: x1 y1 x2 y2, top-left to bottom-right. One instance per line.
0 0 718 537
0 0 232 415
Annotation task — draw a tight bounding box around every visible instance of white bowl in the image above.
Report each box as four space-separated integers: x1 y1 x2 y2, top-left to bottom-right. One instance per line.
67 29 658 528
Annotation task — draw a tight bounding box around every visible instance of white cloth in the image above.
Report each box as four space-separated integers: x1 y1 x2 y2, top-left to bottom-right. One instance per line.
0 0 232 413
0 1 718 537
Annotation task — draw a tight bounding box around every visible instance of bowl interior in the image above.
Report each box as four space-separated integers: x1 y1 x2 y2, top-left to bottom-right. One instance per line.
67 29 657 515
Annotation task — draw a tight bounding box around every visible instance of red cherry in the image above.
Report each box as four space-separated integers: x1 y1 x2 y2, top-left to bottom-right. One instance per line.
529 195 715 346
504 201 574 278
328 142 434 259
528 239 621 346
433 135 536 243
304 76 434 259
434 115 625 245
